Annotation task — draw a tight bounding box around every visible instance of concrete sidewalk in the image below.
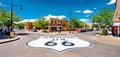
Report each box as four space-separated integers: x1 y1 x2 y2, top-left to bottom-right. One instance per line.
0 35 20 44
94 35 120 46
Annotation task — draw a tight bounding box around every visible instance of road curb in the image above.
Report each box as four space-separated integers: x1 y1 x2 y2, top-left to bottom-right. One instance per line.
0 36 20 44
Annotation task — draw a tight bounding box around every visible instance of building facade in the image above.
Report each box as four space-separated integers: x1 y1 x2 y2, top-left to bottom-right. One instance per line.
26 22 33 30
113 0 120 36
49 18 69 32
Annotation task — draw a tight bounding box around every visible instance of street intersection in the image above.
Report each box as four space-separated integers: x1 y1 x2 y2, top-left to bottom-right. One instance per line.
0 30 120 57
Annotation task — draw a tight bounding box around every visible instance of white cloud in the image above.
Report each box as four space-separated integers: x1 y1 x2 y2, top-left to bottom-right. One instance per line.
44 14 57 20
57 15 66 19
80 18 89 23
83 10 93 14
44 14 66 20
107 0 116 5
19 19 37 23
74 10 81 13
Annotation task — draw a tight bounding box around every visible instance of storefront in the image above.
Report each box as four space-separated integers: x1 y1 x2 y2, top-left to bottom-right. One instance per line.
49 18 69 32
113 22 120 36
112 0 120 37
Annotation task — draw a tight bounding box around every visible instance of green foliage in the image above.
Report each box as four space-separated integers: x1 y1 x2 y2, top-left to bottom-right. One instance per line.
91 7 113 29
68 18 88 28
70 18 78 27
42 29 47 33
17 22 25 29
32 17 49 29
99 32 104 35
0 7 20 28
76 21 85 28
32 21 41 28
85 24 90 28
91 15 103 24
93 24 98 28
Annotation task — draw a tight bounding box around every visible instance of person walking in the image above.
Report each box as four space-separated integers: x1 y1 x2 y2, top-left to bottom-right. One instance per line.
111 27 115 36
114 27 118 37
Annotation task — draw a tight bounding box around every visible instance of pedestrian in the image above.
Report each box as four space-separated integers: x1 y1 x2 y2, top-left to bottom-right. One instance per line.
111 27 115 36
114 27 118 37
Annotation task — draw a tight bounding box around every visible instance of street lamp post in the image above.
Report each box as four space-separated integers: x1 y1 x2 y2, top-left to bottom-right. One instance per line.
7 18 10 28
24 18 26 30
69 12 72 33
11 3 13 31
10 3 22 31
69 10 81 33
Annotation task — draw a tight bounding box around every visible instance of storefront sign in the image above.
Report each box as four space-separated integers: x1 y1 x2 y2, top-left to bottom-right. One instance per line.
113 22 120 26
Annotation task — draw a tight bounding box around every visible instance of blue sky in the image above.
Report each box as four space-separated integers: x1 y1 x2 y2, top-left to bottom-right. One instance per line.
0 0 116 23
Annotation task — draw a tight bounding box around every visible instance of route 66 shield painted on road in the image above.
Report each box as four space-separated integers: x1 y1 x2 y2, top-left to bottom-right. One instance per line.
27 36 91 52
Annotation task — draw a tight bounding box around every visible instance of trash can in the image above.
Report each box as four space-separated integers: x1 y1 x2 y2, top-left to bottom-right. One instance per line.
10 31 15 38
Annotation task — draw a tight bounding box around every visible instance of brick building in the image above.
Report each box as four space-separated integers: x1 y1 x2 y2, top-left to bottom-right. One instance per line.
113 0 120 36
49 18 69 32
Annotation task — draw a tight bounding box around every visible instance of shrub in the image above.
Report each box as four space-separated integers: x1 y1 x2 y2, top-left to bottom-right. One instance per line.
99 32 104 35
42 29 47 33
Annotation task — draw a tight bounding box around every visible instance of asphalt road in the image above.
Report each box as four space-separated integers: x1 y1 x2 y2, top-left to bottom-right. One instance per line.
0 30 120 57
79 30 101 36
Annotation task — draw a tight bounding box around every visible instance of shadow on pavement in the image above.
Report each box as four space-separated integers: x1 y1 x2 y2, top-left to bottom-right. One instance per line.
15 33 29 36
0 35 10 39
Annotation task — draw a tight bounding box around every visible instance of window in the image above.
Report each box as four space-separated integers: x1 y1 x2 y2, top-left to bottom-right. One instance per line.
51 21 53 23
61 21 62 23
55 21 56 23
58 21 60 23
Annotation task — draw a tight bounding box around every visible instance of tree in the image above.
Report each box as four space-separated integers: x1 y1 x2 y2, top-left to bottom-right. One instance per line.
0 7 20 28
70 18 78 28
38 17 49 29
32 17 49 29
68 18 88 28
93 24 98 28
99 8 113 28
91 14 103 29
32 21 41 29
91 8 113 29
76 21 85 28
0 7 8 27
17 22 25 29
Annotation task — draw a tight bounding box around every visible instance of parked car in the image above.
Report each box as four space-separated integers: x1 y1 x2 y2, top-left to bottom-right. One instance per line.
85 28 93 32
31 27 37 32
82 28 86 32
